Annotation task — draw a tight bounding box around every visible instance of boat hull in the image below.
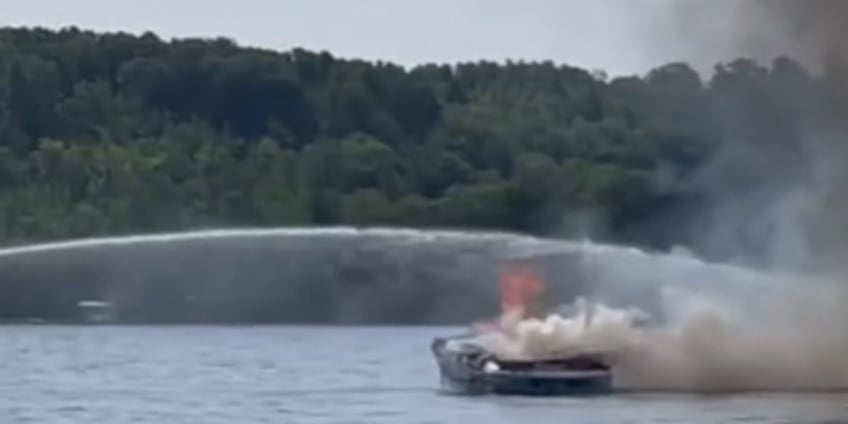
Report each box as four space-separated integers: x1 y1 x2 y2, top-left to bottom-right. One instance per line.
431 336 613 396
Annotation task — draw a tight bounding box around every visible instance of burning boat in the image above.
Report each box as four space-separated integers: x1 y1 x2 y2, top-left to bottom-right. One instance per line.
430 252 614 396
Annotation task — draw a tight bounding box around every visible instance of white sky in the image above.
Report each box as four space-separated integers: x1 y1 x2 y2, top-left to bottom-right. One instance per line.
0 0 778 77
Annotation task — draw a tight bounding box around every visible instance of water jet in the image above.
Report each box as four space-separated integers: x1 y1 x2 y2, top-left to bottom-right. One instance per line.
0 226 778 326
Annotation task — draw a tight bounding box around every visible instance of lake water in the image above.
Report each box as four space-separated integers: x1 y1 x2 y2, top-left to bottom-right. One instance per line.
2 326 848 423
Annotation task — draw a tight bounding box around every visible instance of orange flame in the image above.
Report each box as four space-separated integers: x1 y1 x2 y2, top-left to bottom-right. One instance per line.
473 261 547 334
499 261 545 318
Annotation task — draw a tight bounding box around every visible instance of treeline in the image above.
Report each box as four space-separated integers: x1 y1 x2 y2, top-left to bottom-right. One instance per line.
0 26 838 255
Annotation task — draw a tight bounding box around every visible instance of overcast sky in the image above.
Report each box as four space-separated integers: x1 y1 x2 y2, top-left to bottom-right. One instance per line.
0 0 777 77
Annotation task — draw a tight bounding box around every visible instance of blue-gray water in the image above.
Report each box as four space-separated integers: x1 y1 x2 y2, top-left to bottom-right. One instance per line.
3 326 848 423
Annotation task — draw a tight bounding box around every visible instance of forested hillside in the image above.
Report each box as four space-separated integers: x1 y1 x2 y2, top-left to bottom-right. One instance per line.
0 26 835 256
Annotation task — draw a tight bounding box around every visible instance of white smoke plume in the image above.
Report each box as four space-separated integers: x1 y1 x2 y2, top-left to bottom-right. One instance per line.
473 278 848 392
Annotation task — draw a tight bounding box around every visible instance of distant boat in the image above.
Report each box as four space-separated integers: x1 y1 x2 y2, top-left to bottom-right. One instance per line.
430 334 613 396
77 300 117 324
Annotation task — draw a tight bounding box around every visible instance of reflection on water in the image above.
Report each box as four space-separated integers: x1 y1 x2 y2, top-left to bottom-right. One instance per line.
1 326 847 423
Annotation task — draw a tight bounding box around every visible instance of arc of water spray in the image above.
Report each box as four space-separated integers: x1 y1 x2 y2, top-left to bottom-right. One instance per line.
0 227 549 259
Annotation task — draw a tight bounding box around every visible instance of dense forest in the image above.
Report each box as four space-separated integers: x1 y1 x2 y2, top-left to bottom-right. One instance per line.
0 26 840 255
0 26 844 323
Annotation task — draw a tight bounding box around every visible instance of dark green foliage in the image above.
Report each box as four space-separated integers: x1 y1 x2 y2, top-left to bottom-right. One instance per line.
0 27 829 253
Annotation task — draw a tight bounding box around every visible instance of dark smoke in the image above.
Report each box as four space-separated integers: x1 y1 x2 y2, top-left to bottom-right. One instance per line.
638 1 848 271
758 0 848 70
660 1 848 75
742 0 848 271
